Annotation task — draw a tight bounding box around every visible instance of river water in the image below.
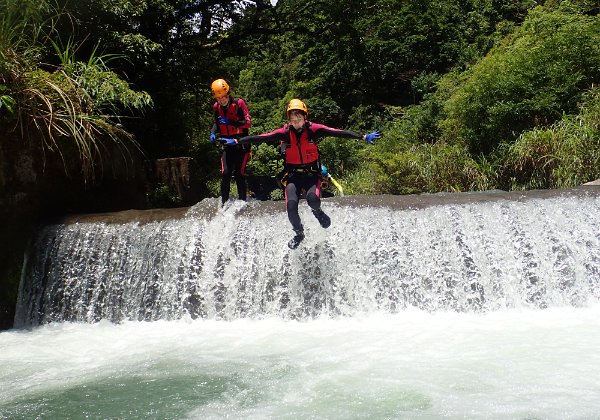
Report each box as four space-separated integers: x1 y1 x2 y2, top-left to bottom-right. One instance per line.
2 189 600 418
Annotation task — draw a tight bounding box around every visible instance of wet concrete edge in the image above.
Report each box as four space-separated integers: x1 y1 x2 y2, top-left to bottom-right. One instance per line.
55 186 600 225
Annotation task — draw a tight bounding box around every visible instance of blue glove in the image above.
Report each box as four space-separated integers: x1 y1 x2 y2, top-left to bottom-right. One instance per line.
364 130 381 144
209 132 216 144
219 137 238 146
321 164 330 177
217 116 232 125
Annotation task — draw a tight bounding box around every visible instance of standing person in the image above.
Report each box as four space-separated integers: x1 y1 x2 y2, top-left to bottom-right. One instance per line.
209 78 252 206
220 99 381 249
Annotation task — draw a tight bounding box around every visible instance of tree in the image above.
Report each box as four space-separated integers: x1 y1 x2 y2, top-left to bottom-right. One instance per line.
48 0 276 159
440 3 600 154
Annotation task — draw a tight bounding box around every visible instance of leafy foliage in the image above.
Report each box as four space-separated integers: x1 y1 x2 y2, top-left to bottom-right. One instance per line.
0 84 15 112
246 142 283 177
4 0 600 202
498 85 600 189
440 3 600 154
1 0 152 179
350 129 494 196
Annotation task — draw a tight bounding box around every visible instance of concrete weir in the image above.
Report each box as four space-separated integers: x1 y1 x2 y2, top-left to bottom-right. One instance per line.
55 185 600 225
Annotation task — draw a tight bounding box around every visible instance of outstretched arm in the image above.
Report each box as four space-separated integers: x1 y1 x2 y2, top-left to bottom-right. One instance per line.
221 126 288 146
310 123 381 143
310 123 363 140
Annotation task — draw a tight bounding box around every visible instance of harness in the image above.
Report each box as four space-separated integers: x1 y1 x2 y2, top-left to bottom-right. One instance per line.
278 122 323 189
281 122 321 165
213 98 247 137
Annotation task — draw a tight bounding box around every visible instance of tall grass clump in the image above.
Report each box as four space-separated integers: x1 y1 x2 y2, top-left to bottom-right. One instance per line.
498 85 600 189
343 107 495 196
0 0 152 180
365 141 495 195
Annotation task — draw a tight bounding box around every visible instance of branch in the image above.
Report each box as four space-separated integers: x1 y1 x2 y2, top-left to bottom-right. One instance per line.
193 0 336 50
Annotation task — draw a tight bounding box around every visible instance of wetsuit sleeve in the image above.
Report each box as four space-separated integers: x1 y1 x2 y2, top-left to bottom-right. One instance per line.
310 123 363 140
237 127 288 145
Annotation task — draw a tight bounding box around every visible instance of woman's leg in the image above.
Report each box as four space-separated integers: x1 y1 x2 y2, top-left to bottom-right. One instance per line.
285 182 303 232
306 181 330 228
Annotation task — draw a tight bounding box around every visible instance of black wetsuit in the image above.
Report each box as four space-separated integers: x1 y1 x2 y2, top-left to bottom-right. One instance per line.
238 122 363 232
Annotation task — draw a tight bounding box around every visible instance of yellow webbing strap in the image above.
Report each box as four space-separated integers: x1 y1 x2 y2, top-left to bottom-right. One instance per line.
329 175 344 197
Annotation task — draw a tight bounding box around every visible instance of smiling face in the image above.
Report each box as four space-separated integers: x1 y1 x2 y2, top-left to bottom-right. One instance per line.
288 110 306 130
216 95 230 107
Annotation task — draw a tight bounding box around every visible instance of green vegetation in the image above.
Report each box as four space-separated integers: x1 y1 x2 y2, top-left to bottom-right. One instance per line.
228 0 600 195
3 0 600 325
499 86 600 189
3 0 600 201
1 0 152 179
0 0 152 314
147 183 181 208
440 3 600 155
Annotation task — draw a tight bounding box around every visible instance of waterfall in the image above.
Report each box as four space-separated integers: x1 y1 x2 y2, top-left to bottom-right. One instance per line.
14 187 600 326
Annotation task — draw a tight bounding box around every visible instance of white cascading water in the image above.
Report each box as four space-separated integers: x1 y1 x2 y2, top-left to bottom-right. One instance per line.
4 188 600 419
14 188 600 326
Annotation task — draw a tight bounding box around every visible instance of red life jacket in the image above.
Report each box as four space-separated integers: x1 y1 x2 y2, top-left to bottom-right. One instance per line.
282 122 319 166
213 98 247 136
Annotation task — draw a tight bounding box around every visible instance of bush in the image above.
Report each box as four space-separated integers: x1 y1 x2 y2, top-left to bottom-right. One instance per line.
440 4 600 154
498 86 600 189
1 0 152 180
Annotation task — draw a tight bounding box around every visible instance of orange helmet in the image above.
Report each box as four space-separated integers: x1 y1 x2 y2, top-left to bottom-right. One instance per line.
287 99 308 117
211 79 230 98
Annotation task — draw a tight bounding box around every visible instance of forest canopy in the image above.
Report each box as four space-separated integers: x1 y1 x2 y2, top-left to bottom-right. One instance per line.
2 0 600 204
